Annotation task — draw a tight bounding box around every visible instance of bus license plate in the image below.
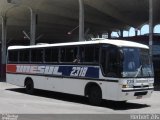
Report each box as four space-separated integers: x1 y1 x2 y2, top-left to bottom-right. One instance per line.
136 96 142 99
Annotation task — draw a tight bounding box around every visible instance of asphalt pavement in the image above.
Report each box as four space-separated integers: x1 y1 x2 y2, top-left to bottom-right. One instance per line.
0 82 160 120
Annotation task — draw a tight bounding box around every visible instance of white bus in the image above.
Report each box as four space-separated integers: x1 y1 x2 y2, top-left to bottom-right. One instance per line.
6 39 154 105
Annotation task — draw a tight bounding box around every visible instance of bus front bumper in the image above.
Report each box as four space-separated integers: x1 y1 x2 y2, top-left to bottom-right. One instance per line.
118 87 154 101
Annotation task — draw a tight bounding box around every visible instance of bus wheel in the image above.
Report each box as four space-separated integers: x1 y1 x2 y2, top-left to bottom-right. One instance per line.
25 79 34 95
88 86 102 106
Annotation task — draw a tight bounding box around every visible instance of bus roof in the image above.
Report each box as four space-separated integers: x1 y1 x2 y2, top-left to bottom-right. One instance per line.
8 39 149 50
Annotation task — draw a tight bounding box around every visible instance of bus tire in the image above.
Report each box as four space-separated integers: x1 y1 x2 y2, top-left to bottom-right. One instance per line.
25 79 34 95
88 86 102 106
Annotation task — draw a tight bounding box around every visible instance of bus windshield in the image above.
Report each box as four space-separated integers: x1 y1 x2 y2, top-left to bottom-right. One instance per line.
121 47 154 78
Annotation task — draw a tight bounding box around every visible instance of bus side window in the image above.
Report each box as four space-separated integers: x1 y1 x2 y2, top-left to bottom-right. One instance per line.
79 45 99 63
60 48 65 62
66 47 77 62
85 46 94 62
107 47 118 77
94 46 99 63
45 48 58 63
101 46 118 77
101 49 107 74
59 47 78 63
31 48 43 63
19 50 30 62
8 50 19 63
79 46 85 62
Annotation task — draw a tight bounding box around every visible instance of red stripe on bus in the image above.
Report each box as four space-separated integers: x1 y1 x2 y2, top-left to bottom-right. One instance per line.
7 64 16 73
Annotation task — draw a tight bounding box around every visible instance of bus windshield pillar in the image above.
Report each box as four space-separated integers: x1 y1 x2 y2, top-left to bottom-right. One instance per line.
1 15 7 81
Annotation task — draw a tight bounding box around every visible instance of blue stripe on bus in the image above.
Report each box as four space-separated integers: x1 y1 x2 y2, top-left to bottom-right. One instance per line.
58 66 99 78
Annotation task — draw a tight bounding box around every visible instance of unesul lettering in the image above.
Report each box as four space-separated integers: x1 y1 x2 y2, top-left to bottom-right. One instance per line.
16 65 62 75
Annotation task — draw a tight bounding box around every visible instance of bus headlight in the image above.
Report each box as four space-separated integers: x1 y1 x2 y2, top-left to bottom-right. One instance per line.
122 84 128 88
122 84 133 88
123 80 134 88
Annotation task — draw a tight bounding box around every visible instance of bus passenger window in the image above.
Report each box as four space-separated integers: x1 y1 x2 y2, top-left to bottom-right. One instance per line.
45 48 58 62
79 46 99 63
19 50 30 62
79 47 85 62
59 47 78 63
94 47 99 63
65 47 77 62
84 46 94 62
60 48 65 62
31 49 43 62
73 55 80 63
8 50 18 63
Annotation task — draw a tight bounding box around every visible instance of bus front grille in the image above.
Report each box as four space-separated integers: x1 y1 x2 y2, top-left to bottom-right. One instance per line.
134 91 148 96
133 85 149 88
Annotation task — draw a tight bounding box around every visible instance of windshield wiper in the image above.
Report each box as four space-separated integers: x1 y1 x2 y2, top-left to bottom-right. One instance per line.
134 65 142 77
